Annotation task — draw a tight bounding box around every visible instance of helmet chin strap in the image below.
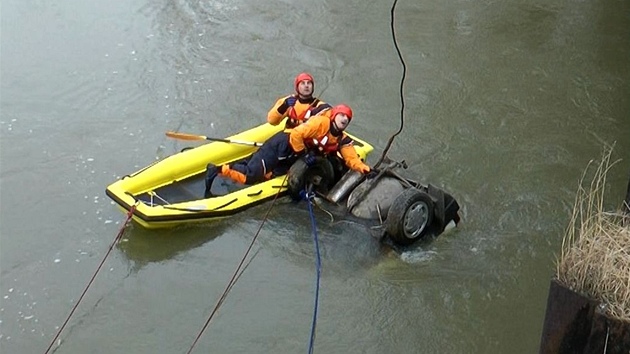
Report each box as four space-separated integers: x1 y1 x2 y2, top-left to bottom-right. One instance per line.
330 120 342 136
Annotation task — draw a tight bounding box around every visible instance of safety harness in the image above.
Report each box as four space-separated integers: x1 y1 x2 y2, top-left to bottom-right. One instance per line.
287 98 323 128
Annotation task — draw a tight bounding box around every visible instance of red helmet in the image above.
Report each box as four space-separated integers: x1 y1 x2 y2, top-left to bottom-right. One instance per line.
294 72 314 92
330 104 353 121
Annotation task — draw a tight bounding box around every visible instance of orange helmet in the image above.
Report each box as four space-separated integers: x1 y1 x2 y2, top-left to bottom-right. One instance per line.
330 104 353 121
294 72 314 92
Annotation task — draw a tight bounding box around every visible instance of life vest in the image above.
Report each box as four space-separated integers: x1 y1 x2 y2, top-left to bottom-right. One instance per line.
307 133 350 155
286 98 322 128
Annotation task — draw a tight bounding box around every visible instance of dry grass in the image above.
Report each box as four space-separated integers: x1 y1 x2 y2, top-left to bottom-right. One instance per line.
556 145 630 321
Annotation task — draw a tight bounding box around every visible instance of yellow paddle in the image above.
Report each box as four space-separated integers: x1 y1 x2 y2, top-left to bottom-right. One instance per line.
165 132 264 147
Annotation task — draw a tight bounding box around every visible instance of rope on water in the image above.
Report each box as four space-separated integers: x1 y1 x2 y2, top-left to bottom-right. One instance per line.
185 175 288 354
313 197 334 223
303 190 322 354
44 203 138 354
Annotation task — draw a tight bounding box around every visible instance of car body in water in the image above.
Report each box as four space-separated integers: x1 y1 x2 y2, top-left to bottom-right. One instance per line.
287 156 461 246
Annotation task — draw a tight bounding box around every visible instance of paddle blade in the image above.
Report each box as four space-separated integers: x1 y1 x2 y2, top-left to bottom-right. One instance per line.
165 132 207 141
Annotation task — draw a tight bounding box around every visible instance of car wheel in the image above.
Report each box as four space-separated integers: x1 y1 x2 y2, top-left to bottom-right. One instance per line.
287 156 335 199
385 188 434 245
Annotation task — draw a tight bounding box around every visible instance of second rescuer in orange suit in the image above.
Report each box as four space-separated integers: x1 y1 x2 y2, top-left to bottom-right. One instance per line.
267 72 331 129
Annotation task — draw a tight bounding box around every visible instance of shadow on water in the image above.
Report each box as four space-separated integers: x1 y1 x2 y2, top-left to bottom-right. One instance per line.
116 220 232 269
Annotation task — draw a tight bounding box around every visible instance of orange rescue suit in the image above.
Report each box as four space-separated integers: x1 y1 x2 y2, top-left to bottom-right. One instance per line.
289 113 370 174
267 96 330 129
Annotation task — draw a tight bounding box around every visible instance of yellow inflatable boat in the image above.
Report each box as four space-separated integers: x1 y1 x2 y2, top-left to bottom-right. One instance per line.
105 123 374 229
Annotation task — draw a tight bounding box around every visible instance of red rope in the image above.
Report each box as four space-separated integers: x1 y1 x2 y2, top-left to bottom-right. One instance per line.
44 204 137 354
186 176 288 354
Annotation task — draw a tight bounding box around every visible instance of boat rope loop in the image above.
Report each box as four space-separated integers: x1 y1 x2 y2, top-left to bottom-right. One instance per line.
374 0 407 170
44 202 138 354
185 175 288 354
303 189 322 354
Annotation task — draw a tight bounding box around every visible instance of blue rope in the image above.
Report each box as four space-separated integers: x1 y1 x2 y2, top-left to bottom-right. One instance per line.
304 191 321 354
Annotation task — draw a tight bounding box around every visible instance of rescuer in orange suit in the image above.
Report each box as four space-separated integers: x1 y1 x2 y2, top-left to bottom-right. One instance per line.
267 72 331 129
204 104 371 198
289 103 371 174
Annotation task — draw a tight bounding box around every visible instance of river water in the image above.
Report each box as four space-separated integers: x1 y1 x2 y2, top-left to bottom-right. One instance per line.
1 0 629 353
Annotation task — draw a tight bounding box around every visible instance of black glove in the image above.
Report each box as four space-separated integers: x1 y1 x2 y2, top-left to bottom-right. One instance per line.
366 170 379 179
304 151 317 167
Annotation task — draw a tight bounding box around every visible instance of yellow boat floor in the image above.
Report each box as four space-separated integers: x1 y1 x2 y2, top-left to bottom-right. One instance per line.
135 173 247 206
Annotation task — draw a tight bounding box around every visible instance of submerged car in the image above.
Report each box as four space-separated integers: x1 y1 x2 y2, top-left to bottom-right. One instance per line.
286 156 461 246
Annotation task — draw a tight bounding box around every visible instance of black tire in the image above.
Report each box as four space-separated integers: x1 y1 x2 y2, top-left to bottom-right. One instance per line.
287 156 335 199
385 188 434 246
327 153 349 184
